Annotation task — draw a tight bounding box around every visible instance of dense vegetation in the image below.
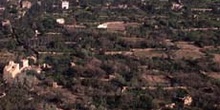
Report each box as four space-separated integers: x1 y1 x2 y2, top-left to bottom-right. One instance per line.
0 0 220 109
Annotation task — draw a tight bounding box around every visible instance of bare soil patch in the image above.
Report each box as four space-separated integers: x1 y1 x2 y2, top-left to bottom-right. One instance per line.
172 41 204 59
132 48 168 58
142 74 170 86
207 72 220 79
213 54 220 64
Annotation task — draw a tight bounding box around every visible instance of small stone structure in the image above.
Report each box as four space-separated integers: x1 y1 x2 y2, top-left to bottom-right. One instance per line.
165 103 176 109
1 19 11 26
183 96 193 106
21 0 32 9
171 2 183 10
56 18 65 24
61 1 69 9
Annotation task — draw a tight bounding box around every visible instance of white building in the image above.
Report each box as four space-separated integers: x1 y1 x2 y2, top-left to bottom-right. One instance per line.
56 18 65 24
61 1 69 9
97 23 108 29
97 21 126 31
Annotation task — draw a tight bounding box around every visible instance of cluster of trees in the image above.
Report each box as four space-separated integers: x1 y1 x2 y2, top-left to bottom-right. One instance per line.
173 31 220 47
36 50 220 109
0 0 220 109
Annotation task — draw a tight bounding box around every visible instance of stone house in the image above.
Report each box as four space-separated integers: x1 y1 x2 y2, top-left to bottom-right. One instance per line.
3 59 41 84
3 61 21 83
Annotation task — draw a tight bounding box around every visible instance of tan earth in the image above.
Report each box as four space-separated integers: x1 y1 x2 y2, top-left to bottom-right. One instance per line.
207 72 220 79
142 74 170 86
213 54 220 64
172 41 204 59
